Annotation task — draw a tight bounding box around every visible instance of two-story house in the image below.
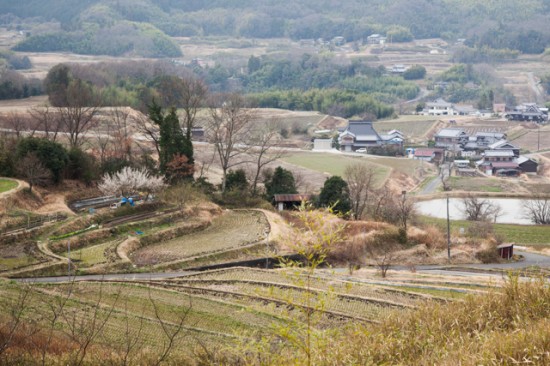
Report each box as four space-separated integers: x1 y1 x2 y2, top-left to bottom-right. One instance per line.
338 121 382 152
434 128 468 149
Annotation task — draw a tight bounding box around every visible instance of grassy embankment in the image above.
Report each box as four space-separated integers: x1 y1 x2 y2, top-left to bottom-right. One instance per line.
419 216 550 246
0 178 17 193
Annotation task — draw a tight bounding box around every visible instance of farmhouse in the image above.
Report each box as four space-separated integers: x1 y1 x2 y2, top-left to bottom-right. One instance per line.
423 98 456 116
434 128 468 148
483 150 515 162
413 148 444 163
475 132 507 146
380 129 405 145
366 34 386 44
338 121 383 152
505 103 548 122
488 140 519 157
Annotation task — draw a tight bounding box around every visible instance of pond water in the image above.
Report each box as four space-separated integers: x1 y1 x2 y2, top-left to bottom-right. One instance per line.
416 198 534 225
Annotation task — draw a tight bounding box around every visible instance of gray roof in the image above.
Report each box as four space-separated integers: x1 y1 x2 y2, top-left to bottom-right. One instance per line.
427 98 453 108
436 128 466 138
476 132 506 138
516 157 537 165
488 140 517 150
344 121 381 142
485 150 515 157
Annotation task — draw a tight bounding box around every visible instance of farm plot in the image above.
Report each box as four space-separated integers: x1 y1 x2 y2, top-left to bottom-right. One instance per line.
62 239 122 267
0 241 44 271
281 153 391 187
373 117 438 140
173 268 431 308
510 129 550 152
131 210 269 266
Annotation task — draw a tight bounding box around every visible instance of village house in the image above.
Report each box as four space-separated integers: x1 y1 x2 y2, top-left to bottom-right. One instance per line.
366 34 386 44
434 128 468 149
338 121 383 152
380 129 404 145
487 140 519 157
423 98 456 116
505 103 548 123
477 150 519 176
413 148 445 163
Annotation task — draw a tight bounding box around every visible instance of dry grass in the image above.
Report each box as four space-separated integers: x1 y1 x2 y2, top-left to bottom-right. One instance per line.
225 275 550 365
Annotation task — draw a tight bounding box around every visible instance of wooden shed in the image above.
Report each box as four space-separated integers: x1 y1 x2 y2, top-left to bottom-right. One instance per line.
497 243 514 260
273 194 313 211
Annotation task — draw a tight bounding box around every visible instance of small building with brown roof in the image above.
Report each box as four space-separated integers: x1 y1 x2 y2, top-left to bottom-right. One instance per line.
273 194 313 211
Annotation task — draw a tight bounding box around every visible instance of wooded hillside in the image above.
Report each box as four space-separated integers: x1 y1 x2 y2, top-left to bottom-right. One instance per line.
2 0 550 56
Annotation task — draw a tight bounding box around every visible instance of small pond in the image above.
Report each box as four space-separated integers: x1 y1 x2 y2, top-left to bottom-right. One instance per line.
416 198 535 225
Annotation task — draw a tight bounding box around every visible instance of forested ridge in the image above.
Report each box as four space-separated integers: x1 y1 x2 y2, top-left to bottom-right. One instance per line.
2 0 550 56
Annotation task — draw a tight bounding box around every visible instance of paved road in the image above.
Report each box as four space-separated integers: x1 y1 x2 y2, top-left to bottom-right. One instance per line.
14 251 550 284
419 175 441 195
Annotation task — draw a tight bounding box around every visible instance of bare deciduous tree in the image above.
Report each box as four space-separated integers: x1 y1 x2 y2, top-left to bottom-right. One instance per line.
92 123 113 167
396 192 416 232
109 107 134 162
17 153 51 192
522 196 550 224
344 163 376 220
461 194 502 222
207 93 254 193
135 112 161 157
62 283 121 366
57 80 101 148
179 77 208 142
149 290 192 366
248 119 286 195
28 106 62 141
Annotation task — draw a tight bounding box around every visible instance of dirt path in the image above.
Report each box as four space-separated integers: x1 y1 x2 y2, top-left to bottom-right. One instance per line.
117 236 139 263
35 192 75 216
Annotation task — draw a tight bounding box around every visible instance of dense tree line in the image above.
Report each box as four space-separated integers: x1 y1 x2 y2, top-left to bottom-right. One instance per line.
5 0 550 56
0 69 42 100
13 21 181 58
42 58 400 118
248 89 394 119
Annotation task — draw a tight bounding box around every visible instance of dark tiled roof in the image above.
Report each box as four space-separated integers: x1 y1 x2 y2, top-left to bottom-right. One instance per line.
346 121 381 140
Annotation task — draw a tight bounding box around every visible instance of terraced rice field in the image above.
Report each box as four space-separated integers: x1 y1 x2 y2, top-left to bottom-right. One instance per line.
63 239 121 267
131 210 269 266
0 265 496 359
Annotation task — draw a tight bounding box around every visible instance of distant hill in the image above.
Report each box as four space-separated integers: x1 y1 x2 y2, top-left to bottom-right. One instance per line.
1 0 550 56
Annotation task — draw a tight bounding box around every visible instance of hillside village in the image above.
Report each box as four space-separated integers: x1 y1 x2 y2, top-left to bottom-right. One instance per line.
0 1 550 364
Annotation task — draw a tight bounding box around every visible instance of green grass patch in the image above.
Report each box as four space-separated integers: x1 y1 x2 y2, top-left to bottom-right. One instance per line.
0 178 17 193
394 285 468 299
64 241 115 267
418 215 550 245
282 153 390 186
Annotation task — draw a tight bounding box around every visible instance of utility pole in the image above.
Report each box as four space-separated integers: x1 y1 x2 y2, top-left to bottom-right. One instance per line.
68 240 71 277
537 123 540 151
446 195 451 262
